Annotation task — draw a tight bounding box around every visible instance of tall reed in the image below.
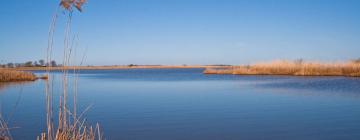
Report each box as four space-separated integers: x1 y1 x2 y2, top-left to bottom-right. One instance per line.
40 0 103 140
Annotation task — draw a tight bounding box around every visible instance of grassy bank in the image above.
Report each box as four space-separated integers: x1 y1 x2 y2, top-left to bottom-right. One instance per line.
0 69 38 82
204 60 360 77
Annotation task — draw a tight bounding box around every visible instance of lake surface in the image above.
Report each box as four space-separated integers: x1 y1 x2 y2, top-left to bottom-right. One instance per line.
1 69 360 140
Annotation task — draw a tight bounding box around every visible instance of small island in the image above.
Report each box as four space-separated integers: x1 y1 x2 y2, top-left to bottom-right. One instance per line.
0 69 38 82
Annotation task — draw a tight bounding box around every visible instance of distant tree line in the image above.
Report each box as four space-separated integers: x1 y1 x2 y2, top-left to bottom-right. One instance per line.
0 59 59 68
353 58 360 64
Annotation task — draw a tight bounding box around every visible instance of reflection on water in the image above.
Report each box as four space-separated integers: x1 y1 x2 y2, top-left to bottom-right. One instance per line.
0 81 33 92
0 81 32 139
0 69 360 140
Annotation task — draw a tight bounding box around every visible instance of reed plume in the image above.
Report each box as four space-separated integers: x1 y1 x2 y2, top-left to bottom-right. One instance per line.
60 0 87 12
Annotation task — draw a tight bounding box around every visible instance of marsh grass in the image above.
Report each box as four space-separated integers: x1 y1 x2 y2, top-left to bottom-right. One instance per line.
204 60 360 77
0 70 37 82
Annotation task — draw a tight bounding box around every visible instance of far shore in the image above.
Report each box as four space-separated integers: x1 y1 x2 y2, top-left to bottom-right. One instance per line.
4 65 227 71
203 60 360 77
0 65 226 82
2 60 360 83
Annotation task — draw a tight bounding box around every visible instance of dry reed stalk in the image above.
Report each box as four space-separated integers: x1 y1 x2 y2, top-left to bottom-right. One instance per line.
0 115 11 140
44 5 60 140
40 0 103 140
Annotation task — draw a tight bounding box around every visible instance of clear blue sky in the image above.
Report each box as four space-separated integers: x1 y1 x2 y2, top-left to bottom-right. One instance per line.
0 0 359 65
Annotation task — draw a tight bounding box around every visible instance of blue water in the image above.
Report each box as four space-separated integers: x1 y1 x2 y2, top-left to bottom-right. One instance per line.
1 69 360 140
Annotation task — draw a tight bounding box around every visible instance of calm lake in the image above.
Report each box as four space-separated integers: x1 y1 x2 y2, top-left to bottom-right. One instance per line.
1 69 360 140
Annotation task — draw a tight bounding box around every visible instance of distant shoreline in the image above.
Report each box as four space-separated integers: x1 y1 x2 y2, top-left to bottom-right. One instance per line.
1 65 218 82
2 61 360 79
4 65 226 71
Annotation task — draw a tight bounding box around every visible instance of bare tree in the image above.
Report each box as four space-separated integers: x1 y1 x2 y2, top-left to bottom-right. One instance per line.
7 63 14 68
50 60 57 67
39 59 45 66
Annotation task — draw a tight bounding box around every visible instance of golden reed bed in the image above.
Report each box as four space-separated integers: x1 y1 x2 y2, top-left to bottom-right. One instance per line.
0 69 38 82
204 60 360 77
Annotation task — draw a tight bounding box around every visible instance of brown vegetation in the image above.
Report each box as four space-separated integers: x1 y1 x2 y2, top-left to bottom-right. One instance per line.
204 60 360 77
0 69 37 82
